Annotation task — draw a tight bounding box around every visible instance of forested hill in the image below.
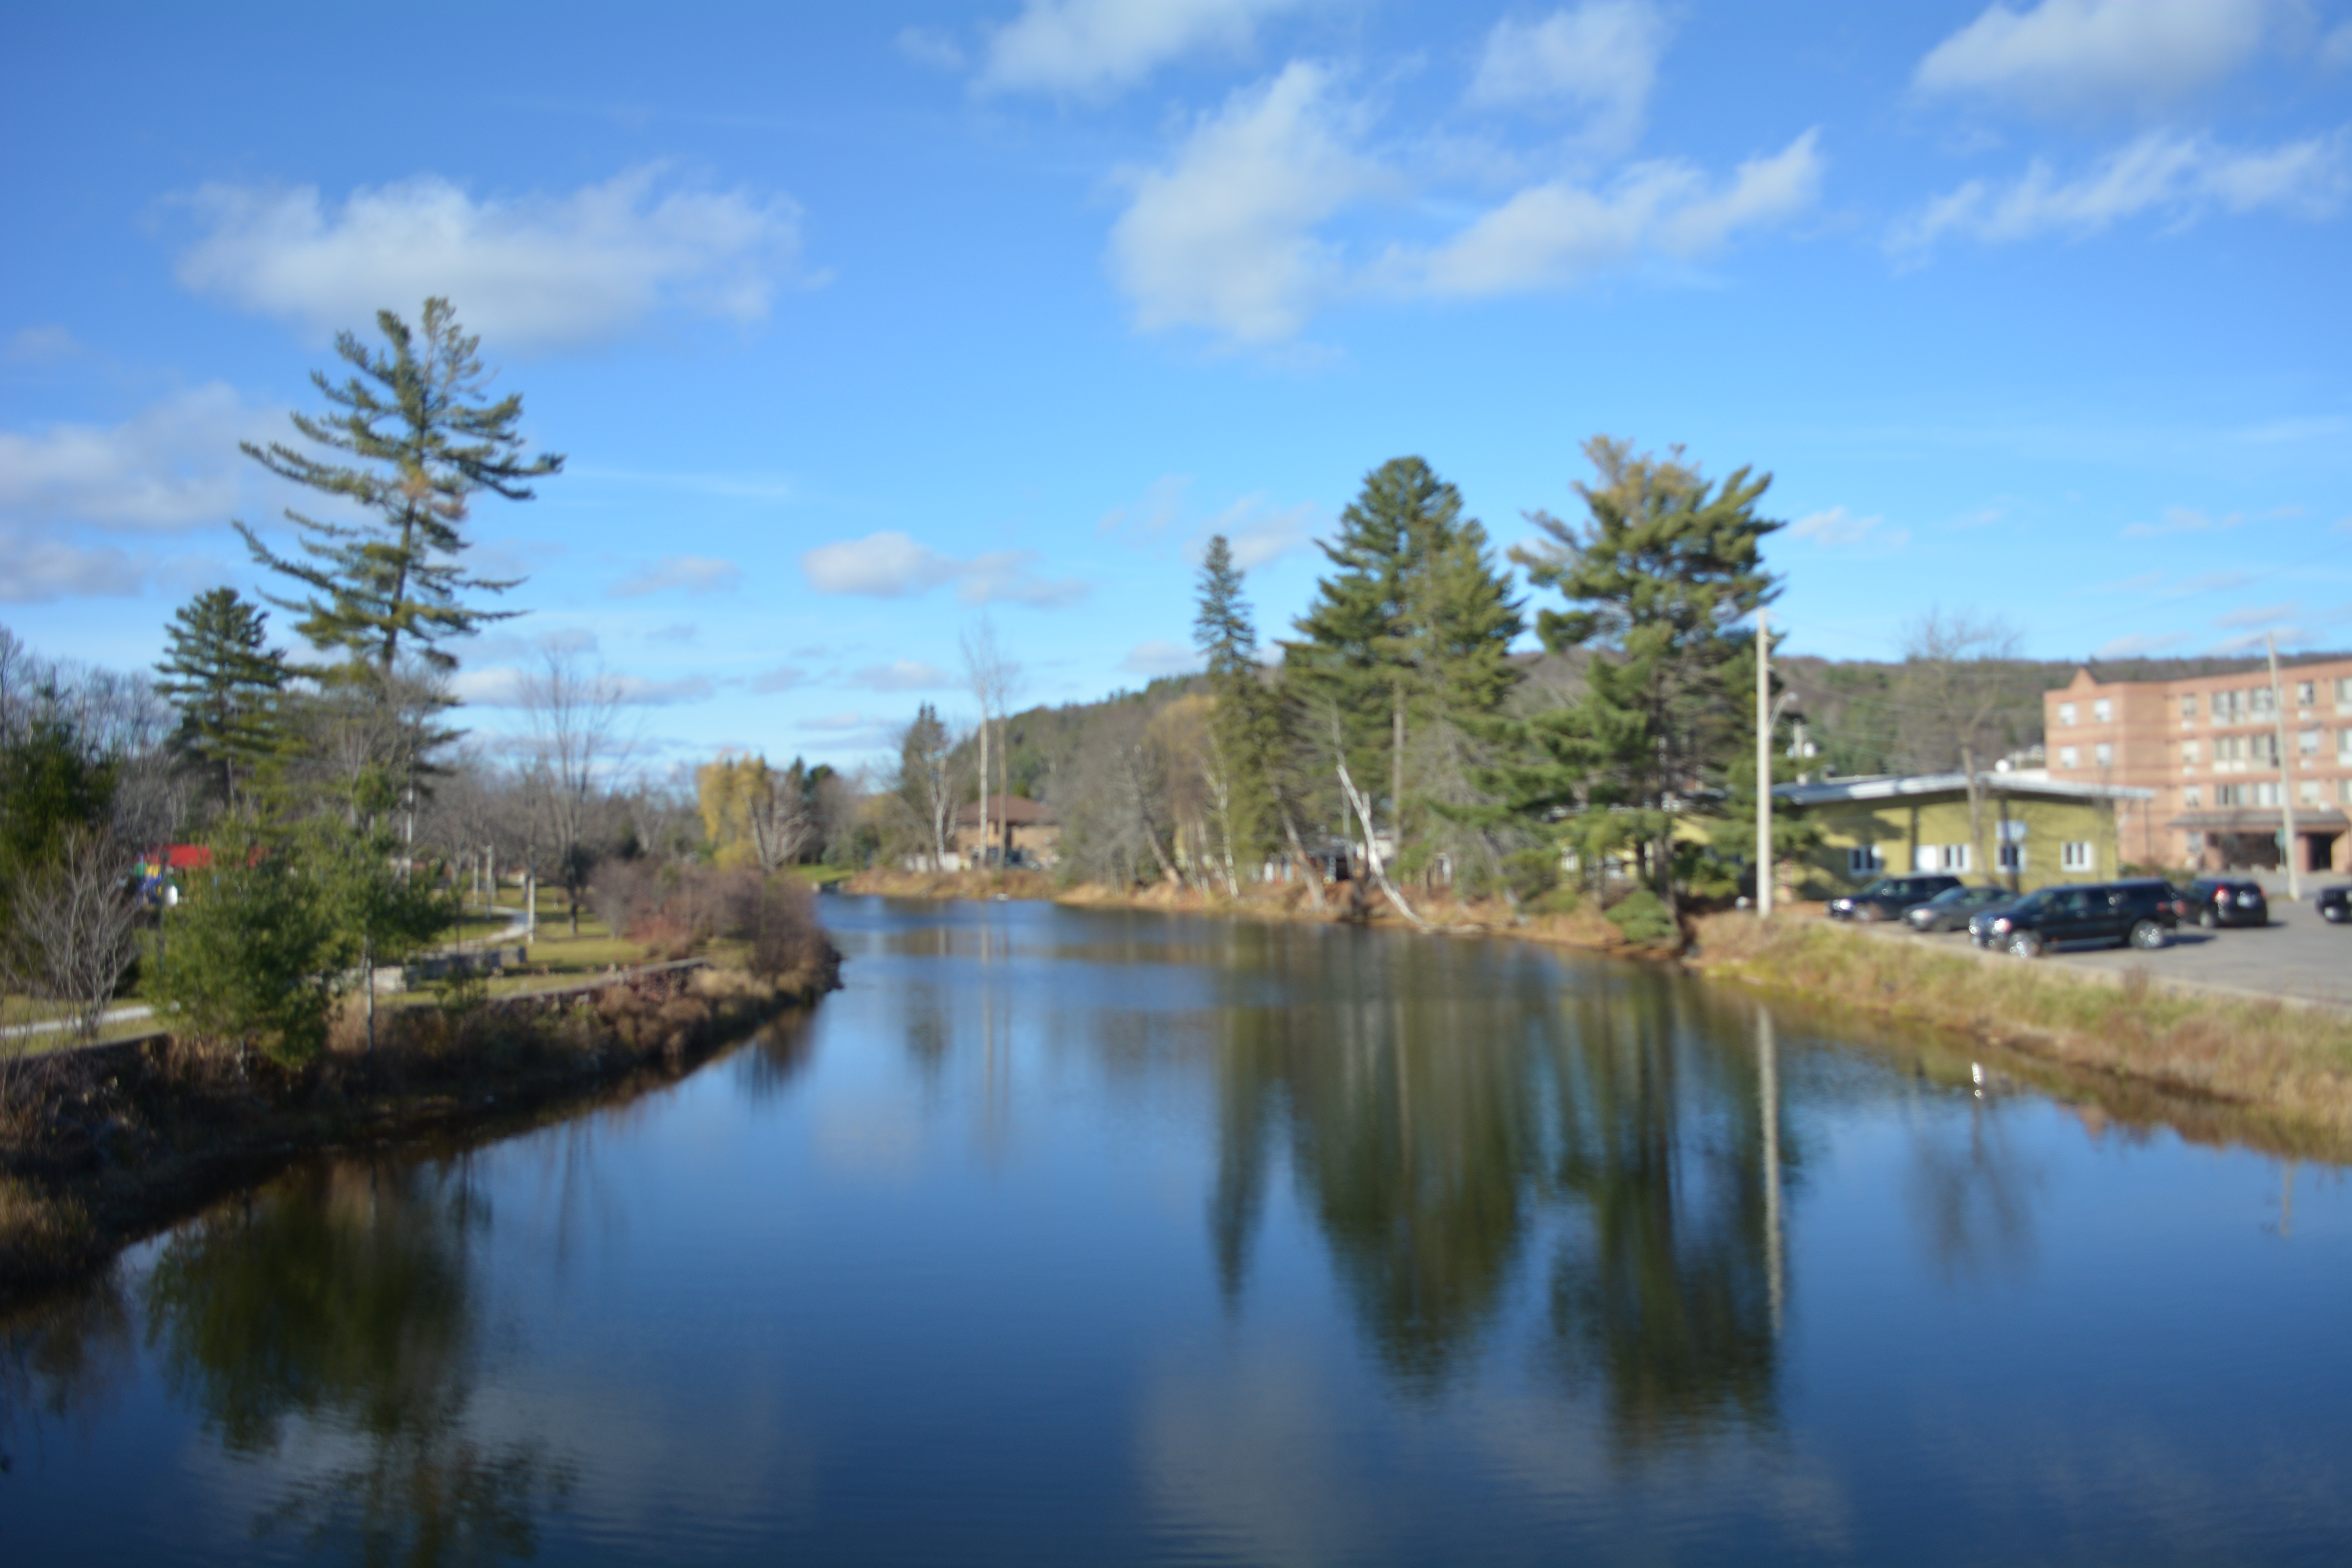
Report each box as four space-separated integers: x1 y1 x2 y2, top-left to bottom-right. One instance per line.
985 647 2352 812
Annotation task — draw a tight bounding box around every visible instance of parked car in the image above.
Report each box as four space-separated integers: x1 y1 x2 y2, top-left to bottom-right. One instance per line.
2317 885 2351 925
1973 880 2177 958
1906 883 2016 933
2182 876 2268 929
1828 873 1963 922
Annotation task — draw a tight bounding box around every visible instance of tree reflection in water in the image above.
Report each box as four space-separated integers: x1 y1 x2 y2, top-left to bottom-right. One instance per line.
1212 931 1789 1444
0 1268 137 1476
142 1158 574 1566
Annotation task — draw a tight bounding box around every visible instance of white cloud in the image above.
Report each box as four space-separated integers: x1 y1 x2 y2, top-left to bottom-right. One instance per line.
1891 130 2350 255
847 659 953 692
174 167 808 352
2210 625 2307 653
0 383 270 534
977 0 1305 98
611 554 743 597
896 26 966 73
2325 22 2352 69
799 530 1087 608
1788 505 1908 550
747 664 803 693
1109 62 1381 343
1391 130 1823 297
799 711 873 733
1915 0 2274 118
614 674 715 706
1465 2 1671 152
1198 493 1319 569
0 526 178 603
1121 639 1201 677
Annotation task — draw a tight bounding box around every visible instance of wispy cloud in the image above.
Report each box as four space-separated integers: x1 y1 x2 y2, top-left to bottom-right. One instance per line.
799 530 1087 608
846 659 953 692
2120 505 2247 538
1098 474 1191 545
1786 505 1908 550
1197 492 1319 569
1466 2 1673 154
611 554 744 597
748 664 804 693
2213 600 2298 630
974 0 1307 99
1915 0 2275 119
1891 130 2350 258
2095 631 2187 657
174 166 812 351
1120 639 1201 677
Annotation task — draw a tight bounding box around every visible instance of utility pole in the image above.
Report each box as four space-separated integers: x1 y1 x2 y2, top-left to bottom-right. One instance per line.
2266 634 2301 900
1756 609 1773 918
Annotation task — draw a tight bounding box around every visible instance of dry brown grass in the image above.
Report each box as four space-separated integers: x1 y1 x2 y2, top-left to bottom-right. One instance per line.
1691 912 2352 1137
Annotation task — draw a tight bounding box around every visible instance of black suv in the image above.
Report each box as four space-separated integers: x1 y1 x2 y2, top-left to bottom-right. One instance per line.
1972 880 2177 958
1828 874 1963 922
2183 876 2268 928
2317 885 2350 925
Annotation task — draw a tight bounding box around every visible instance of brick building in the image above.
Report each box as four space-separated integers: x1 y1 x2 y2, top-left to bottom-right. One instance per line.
2043 659 2352 874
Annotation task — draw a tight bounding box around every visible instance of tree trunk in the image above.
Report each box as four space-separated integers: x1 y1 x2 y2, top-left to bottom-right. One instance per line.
1336 754 1428 929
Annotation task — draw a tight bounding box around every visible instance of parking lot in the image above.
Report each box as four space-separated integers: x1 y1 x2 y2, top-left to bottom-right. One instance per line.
1890 871 2352 1010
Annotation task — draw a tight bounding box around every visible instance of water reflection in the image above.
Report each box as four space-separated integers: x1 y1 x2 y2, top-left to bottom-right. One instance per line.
0 1269 136 1475
142 1159 573 1565
1210 930 1789 1441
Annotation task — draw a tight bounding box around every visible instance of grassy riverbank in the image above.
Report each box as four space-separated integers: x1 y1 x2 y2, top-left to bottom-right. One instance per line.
1691 912 2352 1147
0 941 840 1307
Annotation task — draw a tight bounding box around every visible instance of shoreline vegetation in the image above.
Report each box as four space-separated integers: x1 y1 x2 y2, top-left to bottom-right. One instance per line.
0 932 841 1308
846 869 2352 1160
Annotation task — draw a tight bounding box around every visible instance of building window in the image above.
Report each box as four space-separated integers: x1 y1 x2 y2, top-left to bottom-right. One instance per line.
2183 786 2201 808
2301 780 2323 806
2181 739 2201 765
2058 746 2080 768
1847 846 1882 875
2300 728 2320 756
2341 729 2352 760
2252 686 2276 717
1930 843 1972 872
2217 784 2245 806
2092 698 2113 723
2180 694 2198 720
2057 702 2077 726
2093 742 2113 767
2297 680 2316 708
2252 732 2278 764
2342 779 2352 804
2061 841 2093 871
2219 690 2243 722
1997 843 2024 872
2338 677 2352 707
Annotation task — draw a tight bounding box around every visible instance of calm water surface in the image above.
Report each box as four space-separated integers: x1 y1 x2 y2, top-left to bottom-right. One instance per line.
5 895 2348 1565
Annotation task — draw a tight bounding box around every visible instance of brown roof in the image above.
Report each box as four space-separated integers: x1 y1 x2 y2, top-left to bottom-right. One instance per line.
955 795 1056 828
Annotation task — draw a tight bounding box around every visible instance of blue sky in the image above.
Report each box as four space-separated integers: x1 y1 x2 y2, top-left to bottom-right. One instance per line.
4 0 2349 769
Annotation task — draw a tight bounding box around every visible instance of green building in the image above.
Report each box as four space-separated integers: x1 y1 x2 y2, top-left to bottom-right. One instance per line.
1774 772 2156 895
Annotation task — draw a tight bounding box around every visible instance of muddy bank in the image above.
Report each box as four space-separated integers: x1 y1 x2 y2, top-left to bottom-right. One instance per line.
0 951 840 1307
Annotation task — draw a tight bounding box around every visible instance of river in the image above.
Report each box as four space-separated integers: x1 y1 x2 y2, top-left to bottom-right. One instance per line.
5 895 2347 1565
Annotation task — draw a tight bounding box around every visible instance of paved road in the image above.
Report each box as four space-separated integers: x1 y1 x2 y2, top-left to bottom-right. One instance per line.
1900 871 2352 1010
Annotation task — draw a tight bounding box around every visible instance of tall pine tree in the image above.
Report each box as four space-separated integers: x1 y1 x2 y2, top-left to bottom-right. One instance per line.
1497 437 1782 926
154 587 288 808
238 297 561 690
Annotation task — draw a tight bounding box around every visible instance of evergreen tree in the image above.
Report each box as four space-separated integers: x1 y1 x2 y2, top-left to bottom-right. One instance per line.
154 587 288 807
1497 437 1782 927
1192 536 1276 883
237 297 561 689
1285 458 1523 898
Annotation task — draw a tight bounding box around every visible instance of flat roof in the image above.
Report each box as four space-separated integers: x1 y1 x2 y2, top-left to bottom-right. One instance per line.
1774 772 2155 807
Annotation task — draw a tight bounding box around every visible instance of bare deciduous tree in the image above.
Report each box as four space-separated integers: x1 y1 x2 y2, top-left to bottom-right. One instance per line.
518 648 630 935
1897 608 2026 881
960 617 1020 869
2 829 143 1041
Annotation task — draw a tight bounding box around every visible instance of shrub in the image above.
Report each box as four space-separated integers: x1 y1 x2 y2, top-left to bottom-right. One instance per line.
1604 887 1677 948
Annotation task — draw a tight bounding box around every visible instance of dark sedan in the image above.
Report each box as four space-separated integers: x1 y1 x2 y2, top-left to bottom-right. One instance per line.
1974 880 2176 957
2318 885 2351 925
2183 876 2268 928
1906 883 2015 933
1828 873 1963 923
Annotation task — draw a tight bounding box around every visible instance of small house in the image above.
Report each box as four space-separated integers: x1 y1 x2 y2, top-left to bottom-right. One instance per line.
1774 772 2155 893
